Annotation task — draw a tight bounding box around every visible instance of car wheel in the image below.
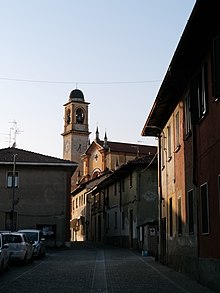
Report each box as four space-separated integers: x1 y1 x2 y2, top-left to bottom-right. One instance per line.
29 252 34 263
0 260 4 274
22 252 27 264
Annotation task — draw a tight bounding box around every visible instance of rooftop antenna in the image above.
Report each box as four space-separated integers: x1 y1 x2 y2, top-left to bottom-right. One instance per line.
8 120 23 148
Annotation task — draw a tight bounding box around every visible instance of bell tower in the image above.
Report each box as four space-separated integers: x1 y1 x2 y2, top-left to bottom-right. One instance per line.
62 89 90 187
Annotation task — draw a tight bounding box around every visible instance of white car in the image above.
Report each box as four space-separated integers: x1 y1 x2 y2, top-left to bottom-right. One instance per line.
0 233 10 273
3 232 34 264
18 229 46 258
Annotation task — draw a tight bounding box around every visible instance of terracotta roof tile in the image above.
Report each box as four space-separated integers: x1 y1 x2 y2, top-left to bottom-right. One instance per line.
0 147 77 166
95 140 157 156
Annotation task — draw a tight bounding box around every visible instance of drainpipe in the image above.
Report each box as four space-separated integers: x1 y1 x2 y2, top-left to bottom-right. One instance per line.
144 126 163 263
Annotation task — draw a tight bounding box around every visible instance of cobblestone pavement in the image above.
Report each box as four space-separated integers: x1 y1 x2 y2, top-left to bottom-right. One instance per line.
0 243 215 293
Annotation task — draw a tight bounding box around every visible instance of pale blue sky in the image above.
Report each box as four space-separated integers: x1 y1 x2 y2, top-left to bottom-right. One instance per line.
0 0 196 158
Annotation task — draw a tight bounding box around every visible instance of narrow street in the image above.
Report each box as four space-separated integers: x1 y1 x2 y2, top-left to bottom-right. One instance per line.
0 244 214 293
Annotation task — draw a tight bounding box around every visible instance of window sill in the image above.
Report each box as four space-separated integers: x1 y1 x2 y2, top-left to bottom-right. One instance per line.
167 156 172 162
201 232 210 236
184 131 192 141
174 145 181 153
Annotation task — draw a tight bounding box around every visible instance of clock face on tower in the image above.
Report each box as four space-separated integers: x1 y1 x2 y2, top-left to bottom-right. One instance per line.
73 142 82 153
64 141 70 154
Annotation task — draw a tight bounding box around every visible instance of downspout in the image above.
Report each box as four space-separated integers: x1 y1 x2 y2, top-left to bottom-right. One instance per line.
157 134 163 263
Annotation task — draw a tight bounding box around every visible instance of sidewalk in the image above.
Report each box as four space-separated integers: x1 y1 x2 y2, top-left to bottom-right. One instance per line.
132 252 215 293
101 246 215 293
59 243 216 292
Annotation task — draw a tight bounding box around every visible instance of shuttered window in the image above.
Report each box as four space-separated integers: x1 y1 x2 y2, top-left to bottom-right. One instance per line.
200 183 209 234
188 190 194 234
213 35 220 99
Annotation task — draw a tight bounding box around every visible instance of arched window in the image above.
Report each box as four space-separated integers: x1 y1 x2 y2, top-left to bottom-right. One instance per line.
76 108 84 124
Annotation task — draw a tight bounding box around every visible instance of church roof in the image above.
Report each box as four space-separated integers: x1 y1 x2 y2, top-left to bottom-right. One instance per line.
69 89 85 102
0 147 78 167
87 140 157 156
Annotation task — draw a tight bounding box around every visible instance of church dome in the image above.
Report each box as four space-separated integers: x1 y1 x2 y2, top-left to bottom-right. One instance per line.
69 89 85 102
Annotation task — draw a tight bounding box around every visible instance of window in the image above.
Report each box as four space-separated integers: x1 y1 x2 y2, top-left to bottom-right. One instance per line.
114 212 117 229
66 109 71 124
121 178 125 192
114 182 117 195
161 135 165 169
212 35 220 99
122 212 125 230
105 188 109 208
7 171 19 188
178 197 182 235
107 213 110 230
98 192 101 209
81 194 84 206
197 65 207 120
200 183 209 234
76 198 78 208
76 108 84 124
129 172 133 188
167 125 172 160
184 93 192 136
218 175 220 218
175 111 180 150
169 198 173 237
188 190 194 234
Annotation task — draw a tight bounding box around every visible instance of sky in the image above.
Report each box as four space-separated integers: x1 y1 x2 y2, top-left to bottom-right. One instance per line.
0 0 196 158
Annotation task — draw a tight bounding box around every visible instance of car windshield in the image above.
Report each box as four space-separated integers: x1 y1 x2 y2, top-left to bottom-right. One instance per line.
5 234 22 243
24 232 38 241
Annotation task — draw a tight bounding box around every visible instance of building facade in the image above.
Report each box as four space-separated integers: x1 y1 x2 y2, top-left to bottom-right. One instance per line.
142 1 220 291
90 155 158 255
0 147 77 247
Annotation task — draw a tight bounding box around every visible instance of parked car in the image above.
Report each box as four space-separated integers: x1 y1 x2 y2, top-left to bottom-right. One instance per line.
2 232 34 264
0 233 10 273
18 229 46 258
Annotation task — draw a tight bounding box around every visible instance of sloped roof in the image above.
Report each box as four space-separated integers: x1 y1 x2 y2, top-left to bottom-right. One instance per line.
113 153 157 174
0 147 77 167
94 153 157 192
142 0 219 136
71 170 113 196
86 140 157 156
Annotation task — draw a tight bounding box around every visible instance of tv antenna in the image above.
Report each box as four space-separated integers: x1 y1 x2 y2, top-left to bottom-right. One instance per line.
8 120 23 148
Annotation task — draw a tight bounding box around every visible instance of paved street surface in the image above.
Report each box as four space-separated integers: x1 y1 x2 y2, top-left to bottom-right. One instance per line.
0 243 215 293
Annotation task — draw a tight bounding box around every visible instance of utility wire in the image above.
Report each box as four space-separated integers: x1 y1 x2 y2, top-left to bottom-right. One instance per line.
0 76 161 85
